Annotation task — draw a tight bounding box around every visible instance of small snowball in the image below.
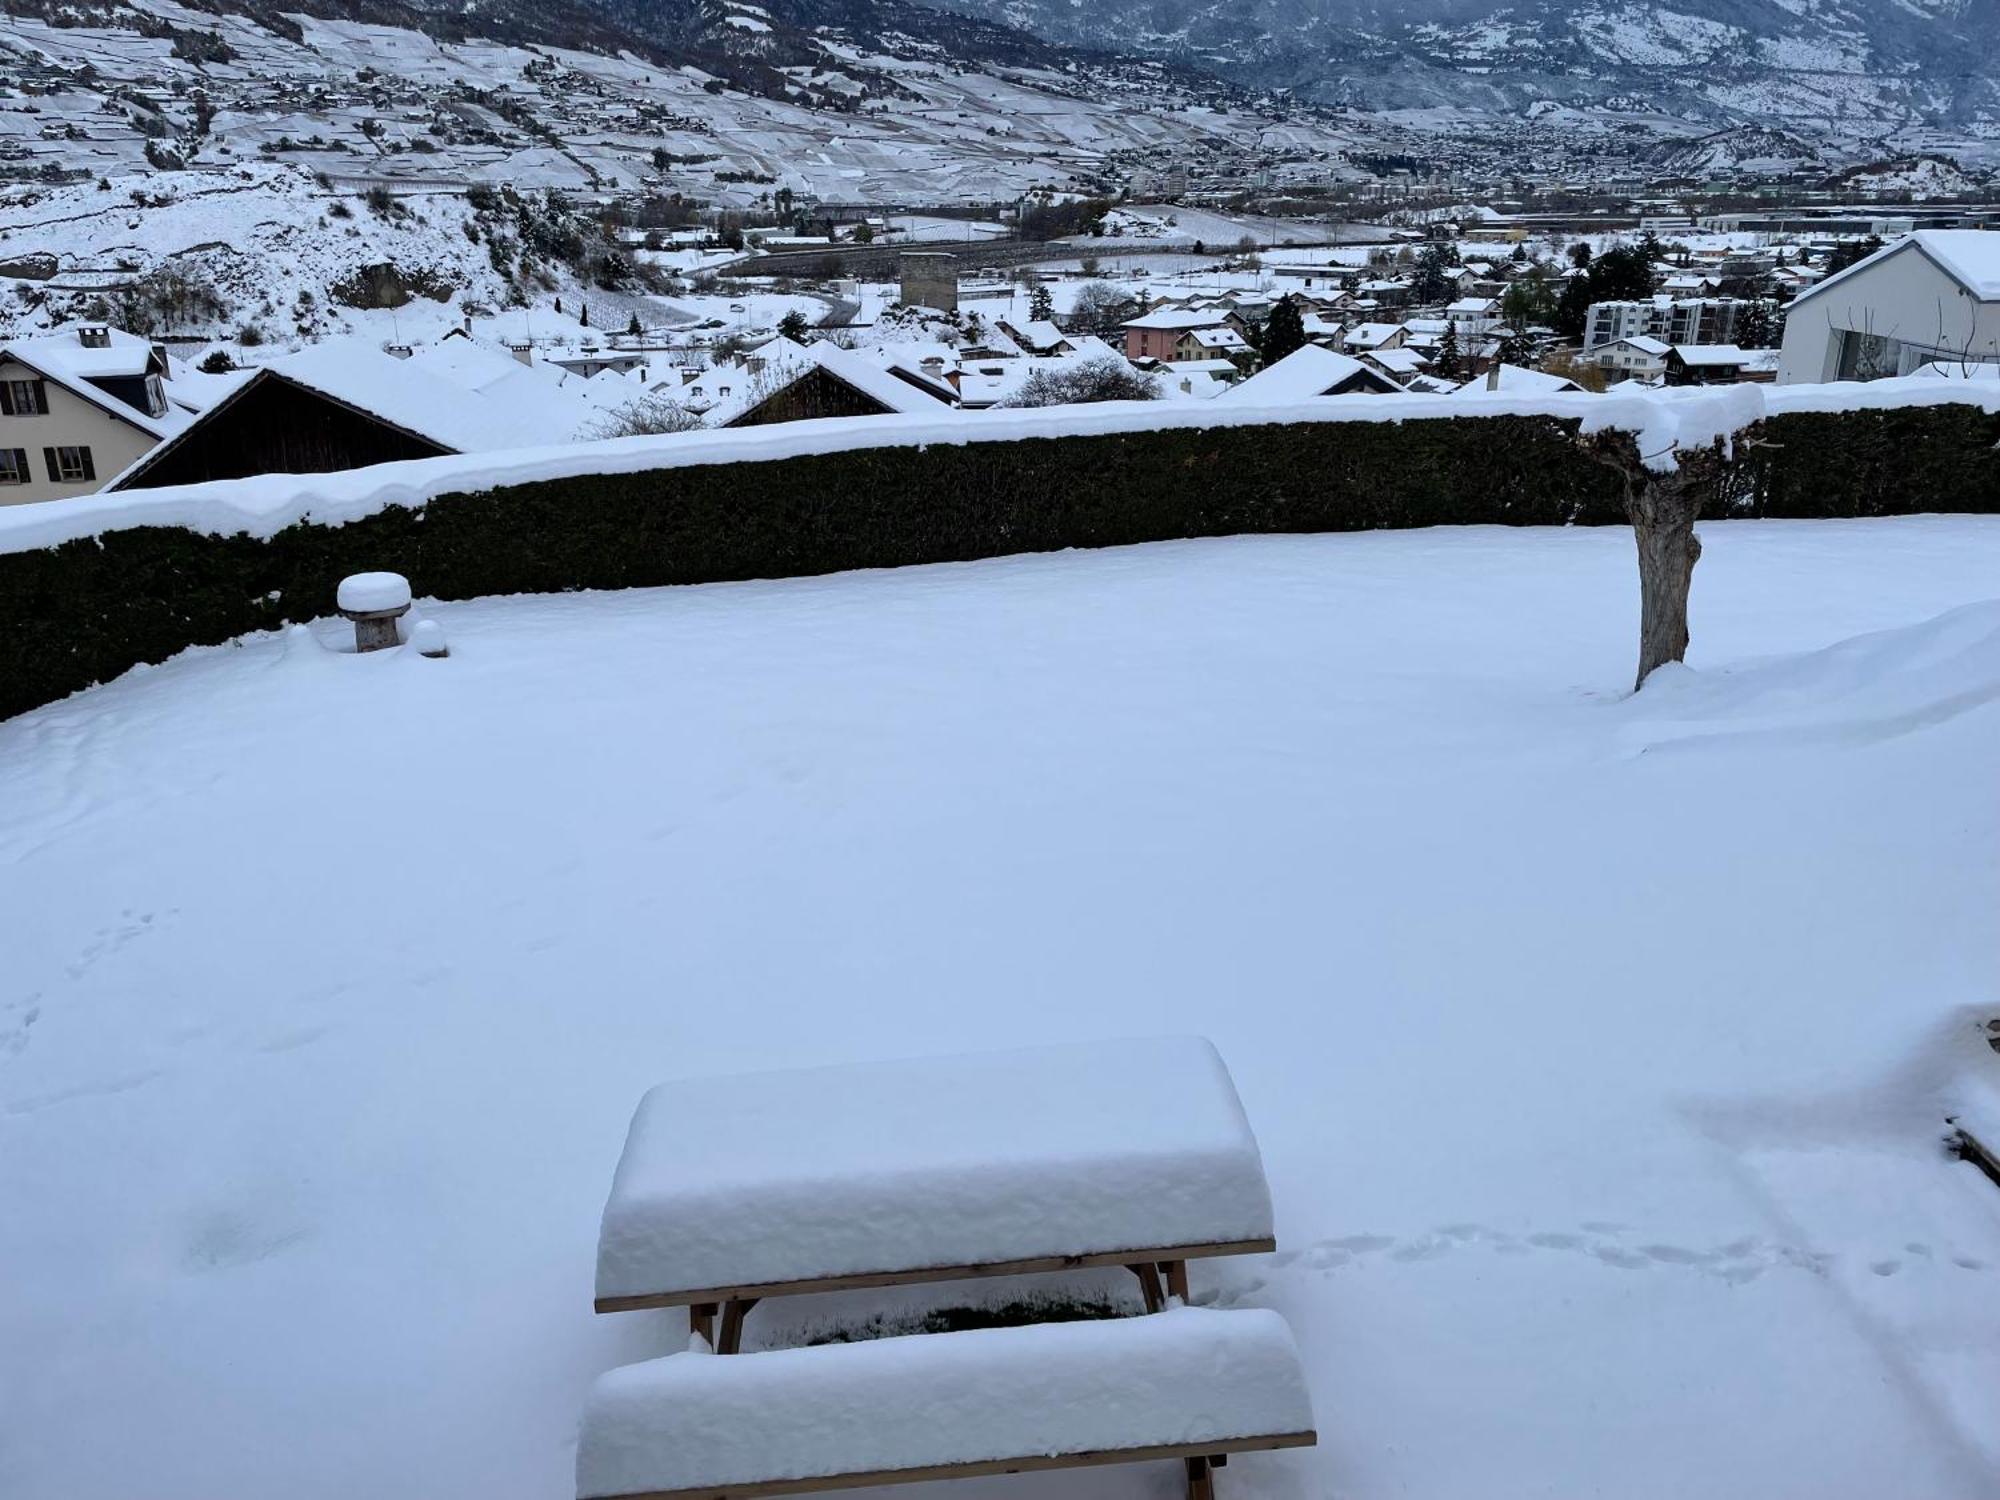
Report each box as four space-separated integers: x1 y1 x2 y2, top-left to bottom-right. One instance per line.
408 618 449 659
337 571 411 613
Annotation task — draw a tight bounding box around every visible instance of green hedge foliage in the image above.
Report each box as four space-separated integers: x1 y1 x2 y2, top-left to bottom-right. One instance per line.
2 404 1995 722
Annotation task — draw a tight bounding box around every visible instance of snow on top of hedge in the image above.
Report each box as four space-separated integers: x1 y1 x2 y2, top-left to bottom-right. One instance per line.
1 376 1995 556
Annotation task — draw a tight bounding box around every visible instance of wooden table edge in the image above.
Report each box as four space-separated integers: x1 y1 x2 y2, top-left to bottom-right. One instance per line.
585 1429 1318 1499
594 1238 1279 1314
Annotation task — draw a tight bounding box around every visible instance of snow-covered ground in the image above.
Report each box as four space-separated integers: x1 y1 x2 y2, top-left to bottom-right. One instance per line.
4 517 2000 1499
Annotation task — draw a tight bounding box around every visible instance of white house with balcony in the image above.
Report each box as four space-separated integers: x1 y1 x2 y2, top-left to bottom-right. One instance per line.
1777 230 2000 384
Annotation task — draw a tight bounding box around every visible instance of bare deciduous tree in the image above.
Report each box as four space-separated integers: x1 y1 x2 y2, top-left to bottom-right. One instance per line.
1000 356 1160 407
581 394 706 439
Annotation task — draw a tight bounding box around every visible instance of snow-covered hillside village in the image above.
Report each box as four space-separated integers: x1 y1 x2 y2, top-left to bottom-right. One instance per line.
4 1 2000 1498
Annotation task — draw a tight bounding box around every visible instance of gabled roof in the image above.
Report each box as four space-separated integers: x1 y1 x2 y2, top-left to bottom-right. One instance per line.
1219 344 1403 402
1122 306 1234 332
1789 230 2000 313
0 325 178 440
1342 322 1402 348
1453 363 1580 396
1604 335 1672 357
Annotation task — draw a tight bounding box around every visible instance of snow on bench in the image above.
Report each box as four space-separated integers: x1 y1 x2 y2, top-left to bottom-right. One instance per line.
576 1306 1316 1500
594 1036 1275 1315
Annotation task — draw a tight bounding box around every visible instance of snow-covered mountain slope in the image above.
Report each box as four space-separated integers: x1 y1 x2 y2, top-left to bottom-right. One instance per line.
913 0 2000 151
0 0 1372 214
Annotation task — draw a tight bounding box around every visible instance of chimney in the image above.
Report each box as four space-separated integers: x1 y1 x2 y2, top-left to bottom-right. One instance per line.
1485 360 1501 391
77 325 110 349
507 340 532 366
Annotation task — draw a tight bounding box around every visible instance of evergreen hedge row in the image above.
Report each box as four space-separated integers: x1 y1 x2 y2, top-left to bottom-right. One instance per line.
2 403 1995 722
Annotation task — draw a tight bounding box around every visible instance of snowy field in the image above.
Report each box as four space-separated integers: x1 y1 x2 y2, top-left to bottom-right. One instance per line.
4 517 2000 1499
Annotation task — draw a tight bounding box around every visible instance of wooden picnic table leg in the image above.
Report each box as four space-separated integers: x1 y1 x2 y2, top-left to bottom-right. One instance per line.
1185 1454 1215 1500
689 1302 717 1347
1127 1263 1165 1314
1163 1259 1190 1303
716 1296 760 1354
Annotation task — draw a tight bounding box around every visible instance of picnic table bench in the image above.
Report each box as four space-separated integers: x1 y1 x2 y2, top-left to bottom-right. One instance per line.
579 1037 1315 1500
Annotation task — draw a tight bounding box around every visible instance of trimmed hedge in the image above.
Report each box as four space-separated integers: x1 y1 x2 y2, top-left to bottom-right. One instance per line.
2 403 1996 722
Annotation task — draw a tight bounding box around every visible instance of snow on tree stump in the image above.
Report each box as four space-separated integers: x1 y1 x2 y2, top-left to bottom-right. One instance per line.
336 572 412 654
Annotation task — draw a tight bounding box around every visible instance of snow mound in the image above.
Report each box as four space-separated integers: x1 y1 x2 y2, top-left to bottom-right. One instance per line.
1618 598 2000 754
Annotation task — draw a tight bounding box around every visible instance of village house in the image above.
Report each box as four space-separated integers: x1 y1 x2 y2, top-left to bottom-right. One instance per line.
0 325 188 504
720 339 957 427
1664 345 1781 385
1119 306 1245 363
109 337 606 491
1454 363 1584 397
1340 322 1406 356
1589 334 1672 384
1777 230 2000 383
1219 343 1404 401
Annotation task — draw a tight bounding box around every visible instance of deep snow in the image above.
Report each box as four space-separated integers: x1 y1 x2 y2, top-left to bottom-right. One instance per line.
3 518 2000 1500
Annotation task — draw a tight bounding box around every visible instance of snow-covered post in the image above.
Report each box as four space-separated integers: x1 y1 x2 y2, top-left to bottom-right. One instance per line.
1578 388 1765 692
337 572 412 654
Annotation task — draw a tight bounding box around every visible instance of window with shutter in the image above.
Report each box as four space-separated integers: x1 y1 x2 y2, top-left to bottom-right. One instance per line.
4 379 46 415
47 445 94 483
0 448 26 484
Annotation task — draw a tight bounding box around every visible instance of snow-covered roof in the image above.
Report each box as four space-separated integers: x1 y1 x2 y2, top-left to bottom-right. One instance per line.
268 341 595 451
105 336 611 489
1604 336 1672 358
595 1036 1273 1302
0 324 179 439
1455 363 1581 396
1123 306 1233 332
1220 345 1403 403
1000 318 1067 352
577 1308 1314 1500
1670 344 1779 369
1365 347 1427 375
1343 322 1401 348
1188 326 1250 351
1791 230 2000 312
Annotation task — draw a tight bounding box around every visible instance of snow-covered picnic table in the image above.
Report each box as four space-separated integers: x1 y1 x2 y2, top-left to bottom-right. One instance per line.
581 1038 1312 1500
594 1036 1277 1320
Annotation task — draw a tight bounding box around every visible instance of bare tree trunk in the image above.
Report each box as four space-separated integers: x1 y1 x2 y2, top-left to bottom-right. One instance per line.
1580 431 1733 693
1628 469 1703 692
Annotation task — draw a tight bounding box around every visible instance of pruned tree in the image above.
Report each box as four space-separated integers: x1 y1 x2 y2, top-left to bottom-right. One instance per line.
1578 424 1757 690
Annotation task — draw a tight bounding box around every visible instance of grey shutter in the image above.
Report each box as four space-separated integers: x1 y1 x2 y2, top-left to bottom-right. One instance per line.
31 379 46 414
43 446 58 481
0 383 14 417
78 447 94 482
